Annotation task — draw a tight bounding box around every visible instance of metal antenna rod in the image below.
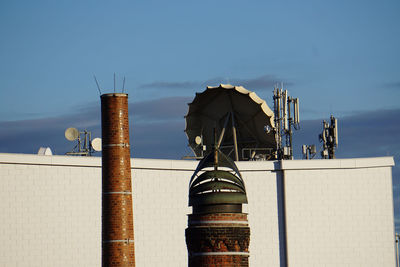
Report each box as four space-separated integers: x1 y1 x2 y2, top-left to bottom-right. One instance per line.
94 75 102 95
122 76 126 93
114 73 116 93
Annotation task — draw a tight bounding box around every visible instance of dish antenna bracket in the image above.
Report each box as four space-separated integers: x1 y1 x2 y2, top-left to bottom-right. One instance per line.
65 127 102 156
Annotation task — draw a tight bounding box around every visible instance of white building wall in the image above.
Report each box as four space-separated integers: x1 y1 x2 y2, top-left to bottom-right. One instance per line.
281 160 396 267
0 154 102 267
132 161 194 267
0 153 395 267
240 167 281 266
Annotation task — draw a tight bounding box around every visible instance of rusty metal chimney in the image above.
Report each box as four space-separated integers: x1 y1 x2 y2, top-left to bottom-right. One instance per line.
101 93 135 266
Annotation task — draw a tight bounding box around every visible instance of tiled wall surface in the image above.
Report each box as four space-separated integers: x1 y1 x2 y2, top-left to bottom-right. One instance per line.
284 167 396 267
0 162 102 266
0 153 395 266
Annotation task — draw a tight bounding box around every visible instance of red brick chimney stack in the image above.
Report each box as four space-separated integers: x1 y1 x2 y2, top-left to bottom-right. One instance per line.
101 93 135 266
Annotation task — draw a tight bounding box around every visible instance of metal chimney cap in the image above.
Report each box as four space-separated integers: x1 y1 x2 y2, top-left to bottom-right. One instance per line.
189 170 248 207
188 148 248 210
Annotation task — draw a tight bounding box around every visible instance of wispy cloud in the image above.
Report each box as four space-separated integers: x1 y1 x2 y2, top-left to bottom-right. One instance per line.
383 81 400 90
130 96 191 122
138 74 292 92
138 81 198 89
231 75 293 91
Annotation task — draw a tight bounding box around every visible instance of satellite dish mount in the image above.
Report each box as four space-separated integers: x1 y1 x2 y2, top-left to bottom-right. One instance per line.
65 127 102 156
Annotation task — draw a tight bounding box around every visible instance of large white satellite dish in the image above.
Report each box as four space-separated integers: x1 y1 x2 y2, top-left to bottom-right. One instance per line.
65 127 79 141
91 137 102 152
185 84 276 161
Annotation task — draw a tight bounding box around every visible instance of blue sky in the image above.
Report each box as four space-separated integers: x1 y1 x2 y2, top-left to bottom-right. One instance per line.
0 0 399 231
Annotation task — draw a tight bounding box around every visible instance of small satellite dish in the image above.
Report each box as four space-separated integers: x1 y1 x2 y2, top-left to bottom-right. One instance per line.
92 137 102 151
65 127 79 141
264 125 272 134
37 147 53 156
194 136 202 145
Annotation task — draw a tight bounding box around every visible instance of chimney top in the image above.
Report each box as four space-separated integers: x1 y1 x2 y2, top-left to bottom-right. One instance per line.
101 93 128 98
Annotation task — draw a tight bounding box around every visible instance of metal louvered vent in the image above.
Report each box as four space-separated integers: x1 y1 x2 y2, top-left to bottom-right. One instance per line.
188 148 247 213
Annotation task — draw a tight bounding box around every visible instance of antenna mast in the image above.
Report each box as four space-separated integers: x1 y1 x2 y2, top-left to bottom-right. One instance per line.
94 75 102 95
273 83 300 160
319 115 338 159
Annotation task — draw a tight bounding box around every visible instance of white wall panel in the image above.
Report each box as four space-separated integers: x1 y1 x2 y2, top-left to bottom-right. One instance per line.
284 167 396 267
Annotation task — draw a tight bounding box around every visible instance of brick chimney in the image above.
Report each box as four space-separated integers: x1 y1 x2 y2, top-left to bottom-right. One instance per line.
101 93 135 266
186 148 250 266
